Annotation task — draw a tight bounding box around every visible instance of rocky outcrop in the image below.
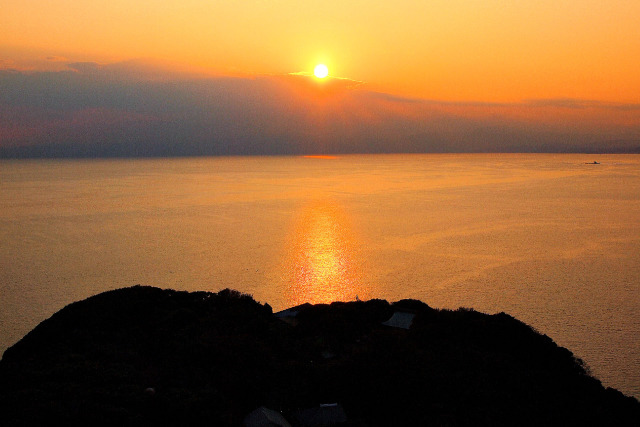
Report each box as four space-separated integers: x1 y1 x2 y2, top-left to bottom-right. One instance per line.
0 286 638 426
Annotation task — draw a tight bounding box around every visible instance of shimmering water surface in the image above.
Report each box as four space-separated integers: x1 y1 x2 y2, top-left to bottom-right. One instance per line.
1 154 639 398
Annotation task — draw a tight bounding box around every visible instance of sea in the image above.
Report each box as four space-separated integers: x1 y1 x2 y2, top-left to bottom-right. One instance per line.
1 153 639 398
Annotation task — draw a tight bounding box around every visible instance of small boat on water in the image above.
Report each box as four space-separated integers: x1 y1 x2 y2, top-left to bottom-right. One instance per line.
585 161 600 164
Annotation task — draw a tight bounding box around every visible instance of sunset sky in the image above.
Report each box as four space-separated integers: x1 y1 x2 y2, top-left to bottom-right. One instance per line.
2 0 640 156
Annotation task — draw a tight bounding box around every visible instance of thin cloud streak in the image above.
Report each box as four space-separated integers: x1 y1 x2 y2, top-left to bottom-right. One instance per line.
289 70 364 83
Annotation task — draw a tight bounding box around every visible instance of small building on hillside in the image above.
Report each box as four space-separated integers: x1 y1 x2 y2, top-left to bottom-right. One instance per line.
382 311 415 329
243 406 292 427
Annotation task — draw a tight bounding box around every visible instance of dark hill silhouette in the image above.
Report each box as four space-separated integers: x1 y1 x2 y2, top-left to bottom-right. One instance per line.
0 286 638 426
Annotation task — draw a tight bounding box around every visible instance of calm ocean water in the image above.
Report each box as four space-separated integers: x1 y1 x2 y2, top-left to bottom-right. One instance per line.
1 154 639 398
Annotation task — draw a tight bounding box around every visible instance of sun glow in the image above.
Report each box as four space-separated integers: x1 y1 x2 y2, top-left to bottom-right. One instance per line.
314 64 329 79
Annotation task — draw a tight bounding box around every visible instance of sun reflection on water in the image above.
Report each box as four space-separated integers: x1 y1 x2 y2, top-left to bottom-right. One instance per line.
284 200 367 306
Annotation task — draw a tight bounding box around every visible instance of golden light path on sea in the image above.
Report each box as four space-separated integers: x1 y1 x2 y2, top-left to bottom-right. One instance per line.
285 200 368 307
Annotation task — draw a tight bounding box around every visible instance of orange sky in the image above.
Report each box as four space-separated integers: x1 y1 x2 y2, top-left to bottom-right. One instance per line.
2 0 640 103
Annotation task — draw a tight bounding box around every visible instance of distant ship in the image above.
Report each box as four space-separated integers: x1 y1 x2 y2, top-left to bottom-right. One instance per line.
585 161 600 164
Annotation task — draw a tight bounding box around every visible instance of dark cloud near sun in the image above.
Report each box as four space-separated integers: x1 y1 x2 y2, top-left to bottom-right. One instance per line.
0 61 639 158
45 56 68 62
524 98 640 111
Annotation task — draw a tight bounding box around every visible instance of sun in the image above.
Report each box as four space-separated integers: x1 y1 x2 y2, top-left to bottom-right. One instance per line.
314 64 329 79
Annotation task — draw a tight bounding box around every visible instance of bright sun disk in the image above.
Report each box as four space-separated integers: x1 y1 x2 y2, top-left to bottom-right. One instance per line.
314 64 329 79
